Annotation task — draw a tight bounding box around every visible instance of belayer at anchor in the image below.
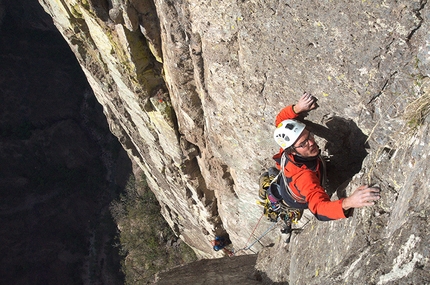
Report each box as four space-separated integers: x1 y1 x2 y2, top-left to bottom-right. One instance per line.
258 93 381 241
211 236 234 256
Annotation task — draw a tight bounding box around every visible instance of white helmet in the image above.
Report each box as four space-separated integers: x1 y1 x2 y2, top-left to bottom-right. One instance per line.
273 119 306 149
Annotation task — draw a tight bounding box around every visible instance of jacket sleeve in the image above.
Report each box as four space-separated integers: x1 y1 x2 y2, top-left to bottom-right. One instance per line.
294 171 347 221
275 105 299 126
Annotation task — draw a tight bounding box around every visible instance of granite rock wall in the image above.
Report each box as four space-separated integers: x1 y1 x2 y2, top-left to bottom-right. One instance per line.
37 0 429 283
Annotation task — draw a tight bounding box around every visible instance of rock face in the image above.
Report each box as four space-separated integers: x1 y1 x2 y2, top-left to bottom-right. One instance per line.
37 0 429 283
156 255 262 285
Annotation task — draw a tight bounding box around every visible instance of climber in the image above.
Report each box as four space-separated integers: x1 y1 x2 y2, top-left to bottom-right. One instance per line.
260 93 381 222
211 236 234 256
211 236 228 251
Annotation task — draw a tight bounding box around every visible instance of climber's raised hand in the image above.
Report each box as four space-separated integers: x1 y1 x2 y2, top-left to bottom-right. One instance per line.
293 92 318 113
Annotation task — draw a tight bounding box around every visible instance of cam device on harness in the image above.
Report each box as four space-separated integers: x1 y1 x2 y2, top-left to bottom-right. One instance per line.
258 163 303 226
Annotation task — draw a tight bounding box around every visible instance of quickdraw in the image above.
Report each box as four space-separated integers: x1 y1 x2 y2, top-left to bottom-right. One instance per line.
257 196 303 224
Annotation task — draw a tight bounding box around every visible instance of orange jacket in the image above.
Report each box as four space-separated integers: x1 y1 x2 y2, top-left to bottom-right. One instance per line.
273 105 347 221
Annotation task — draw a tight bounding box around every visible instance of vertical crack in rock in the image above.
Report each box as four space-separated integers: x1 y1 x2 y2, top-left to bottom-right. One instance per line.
406 0 427 45
155 0 234 253
87 0 110 21
221 164 237 198
158 0 206 142
367 71 398 104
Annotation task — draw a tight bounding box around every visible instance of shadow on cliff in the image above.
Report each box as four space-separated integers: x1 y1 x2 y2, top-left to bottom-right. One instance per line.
254 270 290 285
304 116 369 197
0 0 130 283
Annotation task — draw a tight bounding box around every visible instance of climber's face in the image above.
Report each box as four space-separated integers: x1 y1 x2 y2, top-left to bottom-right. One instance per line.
292 129 320 157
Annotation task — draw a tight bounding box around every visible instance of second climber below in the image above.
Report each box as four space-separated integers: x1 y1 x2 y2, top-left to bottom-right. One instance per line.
262 93 381 221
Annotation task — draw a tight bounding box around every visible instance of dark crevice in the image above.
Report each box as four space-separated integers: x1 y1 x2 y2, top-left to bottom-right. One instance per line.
87 0 110 21
221 164 237 198
383 146 396 159
406 0 427 44
304 116 369 196
367 71 398 104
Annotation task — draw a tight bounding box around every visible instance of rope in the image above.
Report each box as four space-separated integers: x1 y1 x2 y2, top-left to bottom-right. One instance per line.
230 216 278 256
244 212 265 246
243 221 278 250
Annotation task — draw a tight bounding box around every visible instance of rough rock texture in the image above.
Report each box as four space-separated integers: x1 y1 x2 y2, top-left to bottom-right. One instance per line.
36 0 429 283
156 255 262 285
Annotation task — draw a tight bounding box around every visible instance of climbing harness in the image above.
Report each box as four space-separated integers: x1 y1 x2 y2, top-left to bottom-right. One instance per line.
257 190 303 224
257 162 304 225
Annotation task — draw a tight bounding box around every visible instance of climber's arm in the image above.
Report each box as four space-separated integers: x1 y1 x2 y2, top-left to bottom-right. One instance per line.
275 93 318 126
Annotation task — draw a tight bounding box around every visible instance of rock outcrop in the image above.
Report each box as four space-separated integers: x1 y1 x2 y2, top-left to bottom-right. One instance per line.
37 0 429 283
